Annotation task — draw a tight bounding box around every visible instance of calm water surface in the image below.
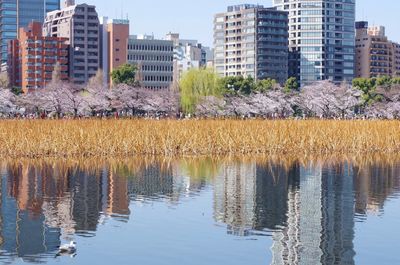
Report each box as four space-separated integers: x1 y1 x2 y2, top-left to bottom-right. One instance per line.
0 157 399 265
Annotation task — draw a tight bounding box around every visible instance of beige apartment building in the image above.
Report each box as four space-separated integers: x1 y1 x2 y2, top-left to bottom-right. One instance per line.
43 0 100 84
214 4 288 84
355 21 400 78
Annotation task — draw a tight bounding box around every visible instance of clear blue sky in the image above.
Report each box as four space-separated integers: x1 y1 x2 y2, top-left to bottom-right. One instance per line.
78 0 400 47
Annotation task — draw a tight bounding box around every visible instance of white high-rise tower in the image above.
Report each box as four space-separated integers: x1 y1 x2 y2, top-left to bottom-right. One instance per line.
272 0 356 86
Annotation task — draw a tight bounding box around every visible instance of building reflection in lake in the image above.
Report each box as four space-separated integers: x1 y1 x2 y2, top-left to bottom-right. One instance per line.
0 157 399 264
211 158 400 265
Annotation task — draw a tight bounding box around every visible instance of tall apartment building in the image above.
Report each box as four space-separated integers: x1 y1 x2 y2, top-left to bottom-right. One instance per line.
8 22 69 92
213 5 288 84
355 21 400 78
272 0 356 85
99 17 129 85
127 35 174 89
0 0 60 64
165 33 213 86
393 42 400 77
43 1 100 84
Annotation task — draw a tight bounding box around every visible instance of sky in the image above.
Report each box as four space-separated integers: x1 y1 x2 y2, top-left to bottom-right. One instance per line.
77 0 400 47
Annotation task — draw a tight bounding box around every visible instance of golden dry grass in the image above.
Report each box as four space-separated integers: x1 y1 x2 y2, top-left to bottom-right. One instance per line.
0 119 399 158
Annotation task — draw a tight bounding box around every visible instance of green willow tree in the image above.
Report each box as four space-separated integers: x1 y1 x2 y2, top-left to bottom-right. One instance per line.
179 68 222 114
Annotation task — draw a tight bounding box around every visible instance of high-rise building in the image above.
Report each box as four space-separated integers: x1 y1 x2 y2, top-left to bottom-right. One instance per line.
213 5 289 84
392 42 400 77
272 0 356 85
0 0 60 64
8 22 69 92
355 21 400 78
127 35 174 89
100 17 130 85
43 3 100 84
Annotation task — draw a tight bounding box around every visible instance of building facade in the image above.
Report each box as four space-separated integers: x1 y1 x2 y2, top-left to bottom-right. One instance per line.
272 0 356 85
127 35 174 89
392 42 400 77
214 5 288 84
0 0 60 64
214 4 288 83
165 33 213 87
8 22 69 92
99 17 129 85
355 21 400 78
43 1 100 84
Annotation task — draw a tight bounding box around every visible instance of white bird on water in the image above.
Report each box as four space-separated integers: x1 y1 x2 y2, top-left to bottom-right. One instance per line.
58 241 77 255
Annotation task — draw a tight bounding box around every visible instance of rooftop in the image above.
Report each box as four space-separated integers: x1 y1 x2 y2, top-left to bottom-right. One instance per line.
227 4 264 12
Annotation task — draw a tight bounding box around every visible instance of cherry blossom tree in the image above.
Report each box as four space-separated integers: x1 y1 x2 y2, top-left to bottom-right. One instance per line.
365 84 400 119
195 96 227 117
299 81 361 118
82 71 111 116
62 83 86 117
0 89 16 116
40 81 70 117
110 85 179 117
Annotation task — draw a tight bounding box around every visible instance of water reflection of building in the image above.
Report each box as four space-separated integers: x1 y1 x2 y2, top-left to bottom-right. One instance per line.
271 163 356 265
0 164 61 263
254 163 300 231
0 161 134 259
213 162 256 236
212 160 361 264
353 163 400 215
213 161 300 236
1 158 399 264
128 164 174 200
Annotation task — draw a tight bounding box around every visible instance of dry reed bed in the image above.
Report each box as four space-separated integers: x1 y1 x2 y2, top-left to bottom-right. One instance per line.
0 119 399 158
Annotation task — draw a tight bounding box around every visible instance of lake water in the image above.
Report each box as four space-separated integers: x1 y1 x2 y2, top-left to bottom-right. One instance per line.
0 157 399 265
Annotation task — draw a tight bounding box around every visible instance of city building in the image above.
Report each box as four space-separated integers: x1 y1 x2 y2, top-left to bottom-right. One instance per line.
127 35 174 89
7 22 69 93
355 21 400 78
165 33 213 87
0 0 60 64
43 1 100 84
272 0 356 85
392 42 400 77
213 4 288 84
99 17 129 85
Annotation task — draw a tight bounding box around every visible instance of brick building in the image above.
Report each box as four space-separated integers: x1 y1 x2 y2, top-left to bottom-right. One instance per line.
8 22 69 93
